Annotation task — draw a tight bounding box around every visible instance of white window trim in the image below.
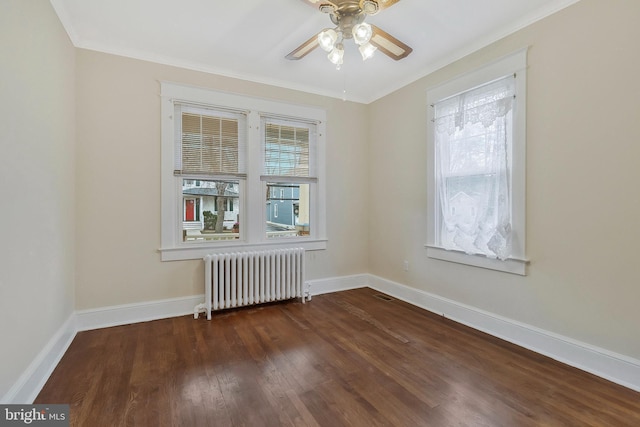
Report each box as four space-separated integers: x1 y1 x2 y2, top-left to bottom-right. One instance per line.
160 83 327 261
425 48 529 275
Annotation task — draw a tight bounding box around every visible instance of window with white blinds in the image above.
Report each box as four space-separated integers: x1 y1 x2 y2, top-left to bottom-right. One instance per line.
174 104 246 177
160 83 327 261
261 117 317 240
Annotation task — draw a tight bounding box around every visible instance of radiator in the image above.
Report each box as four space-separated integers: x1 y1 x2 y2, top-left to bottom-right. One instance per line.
194 248 307 320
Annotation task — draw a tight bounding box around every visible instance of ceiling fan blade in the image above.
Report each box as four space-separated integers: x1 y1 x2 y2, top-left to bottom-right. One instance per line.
286 33 320 60
369 24 412 60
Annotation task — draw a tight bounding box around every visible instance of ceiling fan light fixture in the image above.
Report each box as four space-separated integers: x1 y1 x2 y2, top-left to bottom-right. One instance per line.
359 42 377 61
286 0 412 68
318 28 338 52
352 22 373 45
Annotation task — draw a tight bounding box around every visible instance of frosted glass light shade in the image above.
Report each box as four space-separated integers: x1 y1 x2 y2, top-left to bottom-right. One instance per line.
352 23 372 45
327 44 344 65
359 42 377 60
318 29 338 52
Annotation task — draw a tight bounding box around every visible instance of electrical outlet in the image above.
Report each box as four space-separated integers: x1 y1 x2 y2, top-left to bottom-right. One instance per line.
403 260 409 271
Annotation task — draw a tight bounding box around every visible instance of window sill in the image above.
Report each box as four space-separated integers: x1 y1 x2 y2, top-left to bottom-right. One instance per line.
425 245 528 275
160 239 327 261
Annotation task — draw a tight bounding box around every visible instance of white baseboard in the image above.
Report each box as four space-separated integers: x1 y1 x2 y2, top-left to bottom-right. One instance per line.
2 313 77 404
76 294 205 331
74 276 366 333
7 273 639 403
307 274 368 296
3 294 207 403
367 274 640 392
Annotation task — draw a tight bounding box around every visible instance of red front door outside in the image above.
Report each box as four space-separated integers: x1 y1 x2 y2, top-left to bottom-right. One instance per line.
185 199 195 221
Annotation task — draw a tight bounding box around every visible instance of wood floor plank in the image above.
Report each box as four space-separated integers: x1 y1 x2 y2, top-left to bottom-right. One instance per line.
35 288 640 426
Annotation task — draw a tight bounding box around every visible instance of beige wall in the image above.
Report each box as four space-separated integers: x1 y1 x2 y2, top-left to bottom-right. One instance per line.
74 50 370 309
0 0 76 399
368 0 640 360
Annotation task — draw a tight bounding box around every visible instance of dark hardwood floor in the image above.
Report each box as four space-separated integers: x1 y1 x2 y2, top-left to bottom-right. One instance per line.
36 288 640 426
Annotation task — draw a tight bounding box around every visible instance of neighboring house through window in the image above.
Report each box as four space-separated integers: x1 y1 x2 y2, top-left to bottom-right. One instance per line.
426 49 528 275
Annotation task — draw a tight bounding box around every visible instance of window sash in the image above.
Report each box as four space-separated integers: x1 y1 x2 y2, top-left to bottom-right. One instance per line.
432 76 515 260
265 181 312 239
181 178 243 243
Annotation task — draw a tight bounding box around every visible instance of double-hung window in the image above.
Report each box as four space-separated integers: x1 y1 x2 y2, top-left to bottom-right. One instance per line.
426 49 528 274
176 103 246 242
160 83 326 261
262 117 317 239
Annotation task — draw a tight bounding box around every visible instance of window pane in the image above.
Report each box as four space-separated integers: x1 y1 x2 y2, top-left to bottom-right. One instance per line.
182 113 240 175
265 182 310 238
264 123 310 177
448 127 492 175
434 91 512 258
182 179 240 242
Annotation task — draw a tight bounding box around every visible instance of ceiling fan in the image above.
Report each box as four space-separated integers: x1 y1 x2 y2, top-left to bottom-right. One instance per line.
286 0 412 68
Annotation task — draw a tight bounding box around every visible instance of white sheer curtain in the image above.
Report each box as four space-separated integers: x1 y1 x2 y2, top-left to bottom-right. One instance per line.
433 75 515 260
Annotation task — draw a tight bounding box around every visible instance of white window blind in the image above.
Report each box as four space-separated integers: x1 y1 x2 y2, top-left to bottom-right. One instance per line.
174 103 246 177
261 117 317 182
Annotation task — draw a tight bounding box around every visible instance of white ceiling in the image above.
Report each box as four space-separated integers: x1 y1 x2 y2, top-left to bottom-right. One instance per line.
50 0 580 104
